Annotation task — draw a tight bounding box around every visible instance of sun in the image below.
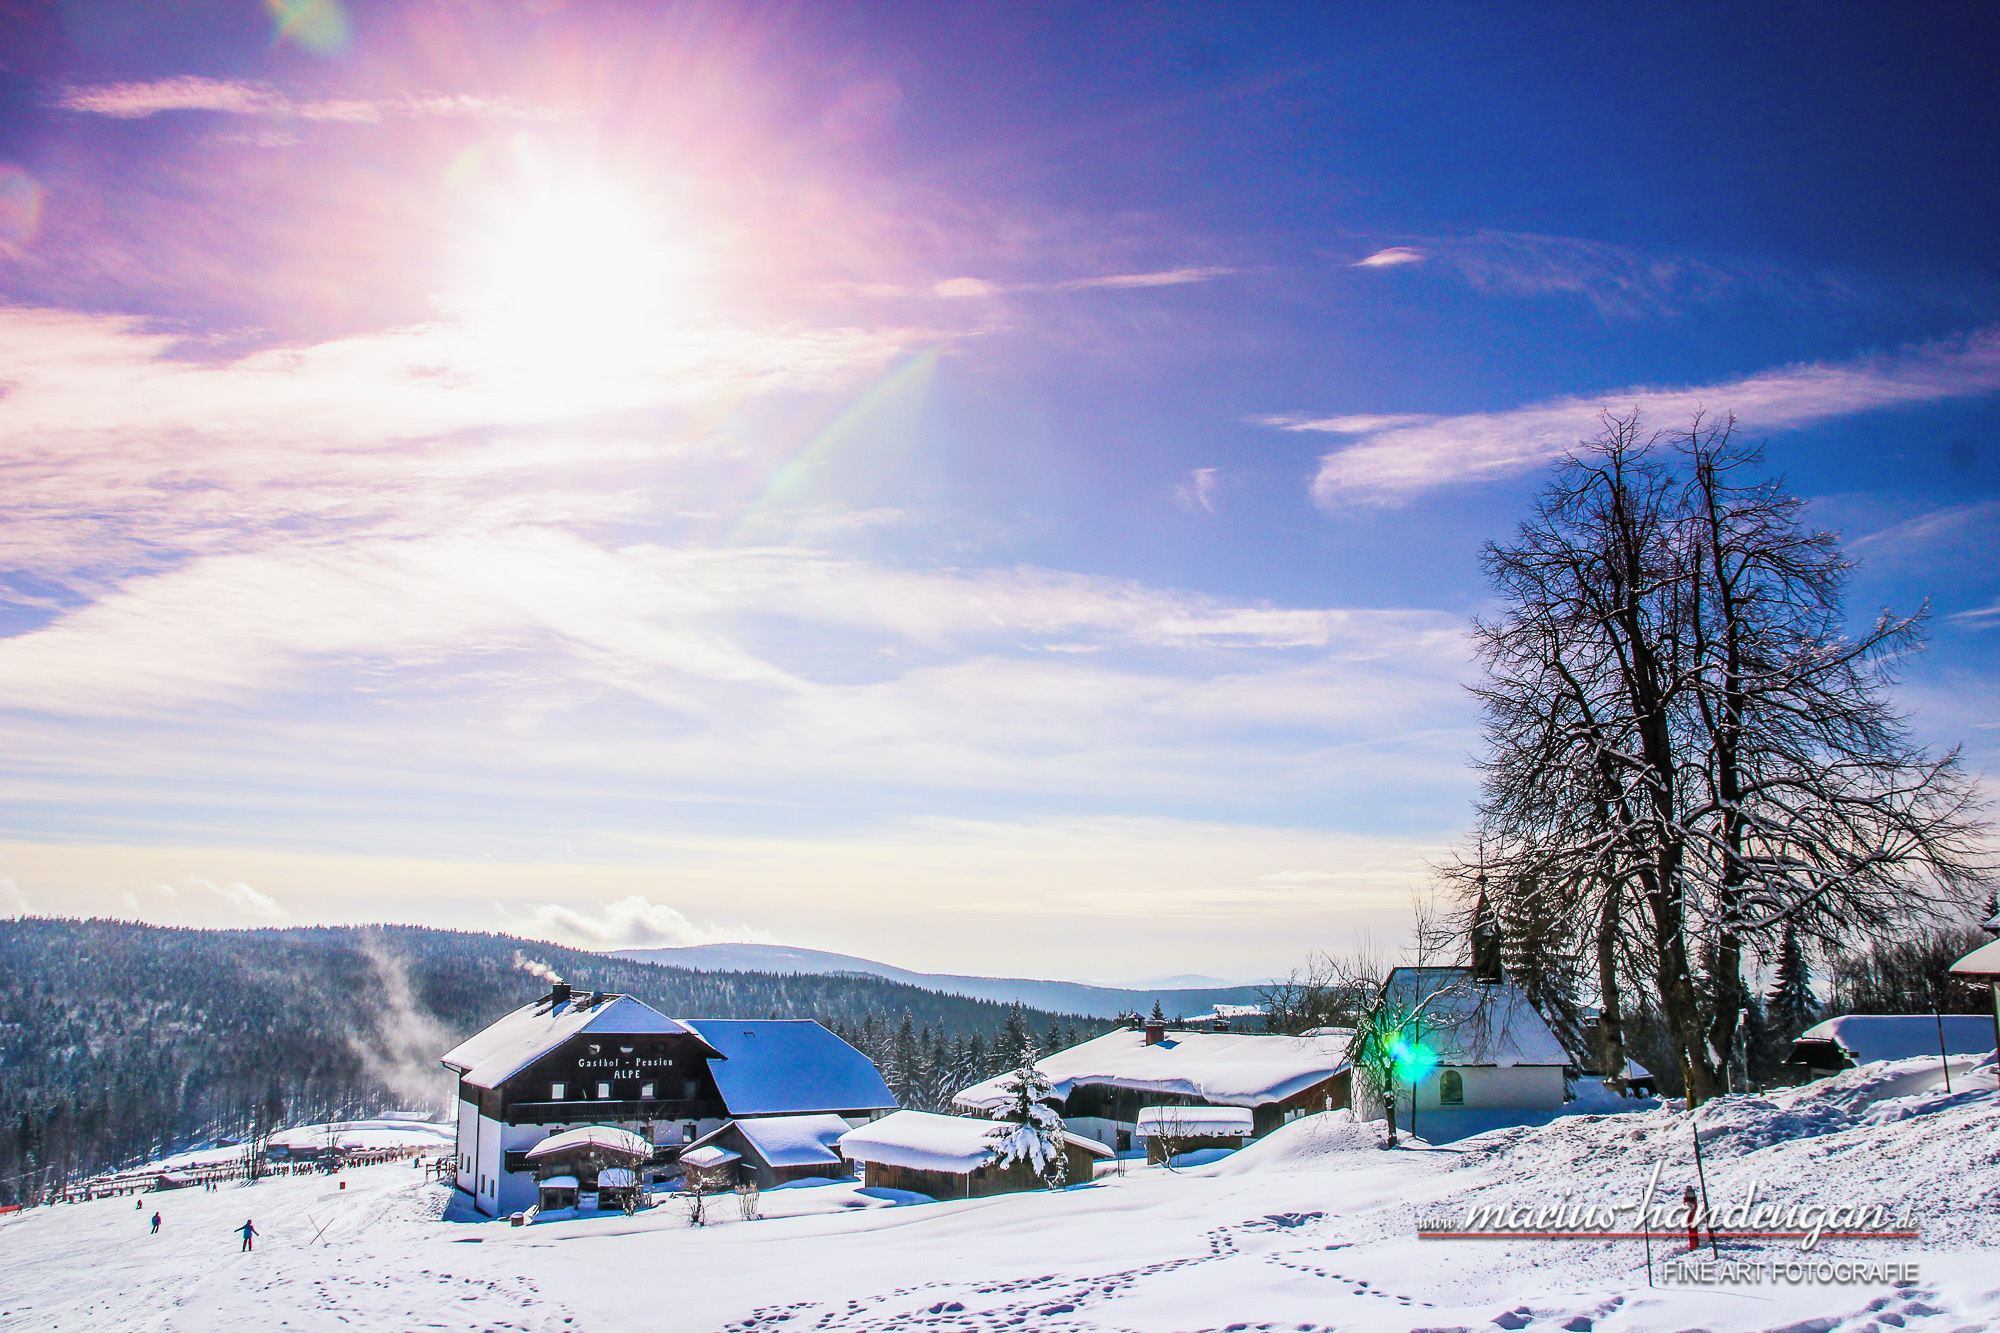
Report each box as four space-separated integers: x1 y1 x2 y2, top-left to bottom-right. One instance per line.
452 181 707 372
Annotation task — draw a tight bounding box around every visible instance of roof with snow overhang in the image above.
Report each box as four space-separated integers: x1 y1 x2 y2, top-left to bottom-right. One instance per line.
1135 1105 1254 1136
683 1020 895 1116
440 992 707 1091
837 1110 1110 1174
953 1028 1350 1114
1795 1014 1996 1065
1951 938 2000 976
524 1125 652 1160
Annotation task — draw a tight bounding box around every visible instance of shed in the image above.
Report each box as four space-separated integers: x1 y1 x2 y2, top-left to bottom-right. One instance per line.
1948 937 2000 1063
1784 1013 1996 1078
678 1144 743 1193
837 1110 1110 1199
681 1114 854 1190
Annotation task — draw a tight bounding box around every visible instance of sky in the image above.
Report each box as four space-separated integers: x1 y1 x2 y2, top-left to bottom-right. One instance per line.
2 1 1998 984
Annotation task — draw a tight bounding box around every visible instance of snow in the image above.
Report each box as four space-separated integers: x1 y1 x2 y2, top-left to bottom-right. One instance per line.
681 1146 742 1169
1379 967 1572 1067
711 1114 851 1168
838 1110 1002 1172
1951 937 2000 975
540 1174 579 1188
1135 1105 1254 1137
597 1169 638 1188
5 1053 1998 1333
265 1118 455 1155
525 1125 652 1160
439 992 702 1090
1795 1014 1996 1064
684 1020 897 1116
955 1028 1348 1112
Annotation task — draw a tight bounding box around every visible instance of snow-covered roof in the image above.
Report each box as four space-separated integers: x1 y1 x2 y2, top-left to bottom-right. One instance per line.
597 1168 637 1188
1951 938 2000 976
683 1020 895 1116
439 993 704 1091
837 1110 1108 1174
1378 968 1570 1067
1984 909 2000 935
1795 1014 1997 1065
525 1125 653 1160
540 1175 579 1189
681 1145 741 1170
1135 1105 1253 1136
690 1114 851 1168
954 1029 1349 1113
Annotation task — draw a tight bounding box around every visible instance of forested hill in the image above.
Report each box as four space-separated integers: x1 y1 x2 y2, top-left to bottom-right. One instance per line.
0 918 1110 1204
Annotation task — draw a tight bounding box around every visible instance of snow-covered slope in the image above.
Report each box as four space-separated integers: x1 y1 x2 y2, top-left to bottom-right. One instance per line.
5 1055 1995 1333
610 943 1265 1018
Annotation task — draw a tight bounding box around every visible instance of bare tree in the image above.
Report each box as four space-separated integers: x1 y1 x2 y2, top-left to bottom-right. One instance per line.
1458 412 1991 1104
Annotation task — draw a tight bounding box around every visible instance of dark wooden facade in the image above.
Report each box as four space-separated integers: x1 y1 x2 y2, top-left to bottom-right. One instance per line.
859 1140 1104 1200
475 1029 730 1129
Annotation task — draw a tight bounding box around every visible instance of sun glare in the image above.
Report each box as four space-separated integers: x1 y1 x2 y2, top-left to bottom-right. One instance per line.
452 182 709 378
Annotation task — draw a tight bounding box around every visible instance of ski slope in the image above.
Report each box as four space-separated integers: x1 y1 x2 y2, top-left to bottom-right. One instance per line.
3 1058 1996 1333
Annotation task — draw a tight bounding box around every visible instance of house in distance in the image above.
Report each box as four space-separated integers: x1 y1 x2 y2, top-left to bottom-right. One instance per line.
953 1018 1349 1154
439 977 895 1217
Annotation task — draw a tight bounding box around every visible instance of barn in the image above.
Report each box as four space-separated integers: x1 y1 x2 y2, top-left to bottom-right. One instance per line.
439 979 895 1217
836 1110 1110 1199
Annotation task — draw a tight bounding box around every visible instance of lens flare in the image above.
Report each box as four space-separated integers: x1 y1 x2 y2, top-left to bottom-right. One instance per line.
266 0 350 54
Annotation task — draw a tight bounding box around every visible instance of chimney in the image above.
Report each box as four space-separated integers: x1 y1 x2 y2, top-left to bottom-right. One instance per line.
1143 1019 1167 1046
548 978 572 1007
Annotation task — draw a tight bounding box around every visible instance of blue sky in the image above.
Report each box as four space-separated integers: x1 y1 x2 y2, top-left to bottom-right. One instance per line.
1 2 1996 980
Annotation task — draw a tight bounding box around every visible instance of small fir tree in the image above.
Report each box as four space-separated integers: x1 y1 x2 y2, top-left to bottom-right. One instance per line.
984 1055 1067 1188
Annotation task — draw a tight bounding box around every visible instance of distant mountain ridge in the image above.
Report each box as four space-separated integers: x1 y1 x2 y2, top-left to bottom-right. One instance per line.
609 942 1266 1019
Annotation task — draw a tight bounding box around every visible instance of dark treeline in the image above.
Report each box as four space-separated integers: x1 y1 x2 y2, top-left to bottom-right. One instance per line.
0 918 1107 1204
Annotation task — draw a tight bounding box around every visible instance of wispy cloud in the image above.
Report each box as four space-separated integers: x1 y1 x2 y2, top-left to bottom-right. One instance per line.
1345 230 1903 320
1174 467 1220 513
1354 247 1425 268
1272 326 2000 505
54 76 567 124
928 267 1235 299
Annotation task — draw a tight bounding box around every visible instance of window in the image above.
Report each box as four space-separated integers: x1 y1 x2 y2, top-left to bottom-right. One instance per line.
1440 1070 1464 1105
640 1082 655 1099
597 1082 612 1100
549 1081 566 1101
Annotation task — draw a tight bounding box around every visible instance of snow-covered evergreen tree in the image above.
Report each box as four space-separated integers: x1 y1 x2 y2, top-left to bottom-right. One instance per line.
983 1054 1067 1187
1766 922 1817 1038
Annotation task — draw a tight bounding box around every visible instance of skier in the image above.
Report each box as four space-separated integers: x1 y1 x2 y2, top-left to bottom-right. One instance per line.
236 1218 257 1252
150 1212 161 1235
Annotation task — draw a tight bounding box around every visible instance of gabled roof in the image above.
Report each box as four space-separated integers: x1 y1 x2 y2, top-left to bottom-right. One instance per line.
687 1114 851 1168
439 993 705 1091
837 1110 1110 1174
683 1020 895 1116
1378 966 1570 1067
954 1028 1349 1113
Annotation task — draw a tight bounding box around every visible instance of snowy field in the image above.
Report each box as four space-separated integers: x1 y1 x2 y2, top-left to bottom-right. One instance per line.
4 1060 1996 1333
